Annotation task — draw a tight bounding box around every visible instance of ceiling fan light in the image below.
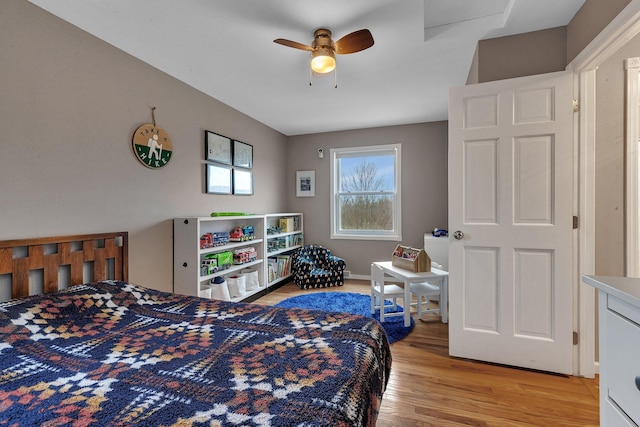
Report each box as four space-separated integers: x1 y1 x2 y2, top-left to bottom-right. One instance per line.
311 48 335 74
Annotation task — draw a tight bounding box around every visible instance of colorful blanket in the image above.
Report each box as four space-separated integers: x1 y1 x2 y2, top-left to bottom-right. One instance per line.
0 281 391 426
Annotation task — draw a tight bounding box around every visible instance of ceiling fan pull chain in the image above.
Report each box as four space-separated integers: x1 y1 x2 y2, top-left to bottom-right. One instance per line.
309 66 313 86
334 68 338 89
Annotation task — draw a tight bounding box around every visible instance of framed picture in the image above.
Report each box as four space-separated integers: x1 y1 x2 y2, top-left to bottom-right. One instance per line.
233 169 253 195
233 140 253 169
205 131 232 165
206 164 232 194
296 170 315 197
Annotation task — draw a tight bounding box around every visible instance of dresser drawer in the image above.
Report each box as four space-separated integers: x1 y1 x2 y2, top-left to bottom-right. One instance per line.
606 308 640 425
603 398 639 426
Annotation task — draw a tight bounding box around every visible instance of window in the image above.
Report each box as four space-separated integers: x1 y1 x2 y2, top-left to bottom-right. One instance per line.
330 144 401 240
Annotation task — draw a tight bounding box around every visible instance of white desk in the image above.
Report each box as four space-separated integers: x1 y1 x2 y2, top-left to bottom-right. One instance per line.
371 261 448 327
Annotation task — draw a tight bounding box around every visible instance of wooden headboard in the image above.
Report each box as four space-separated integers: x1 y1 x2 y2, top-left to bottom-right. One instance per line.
0 232 128 300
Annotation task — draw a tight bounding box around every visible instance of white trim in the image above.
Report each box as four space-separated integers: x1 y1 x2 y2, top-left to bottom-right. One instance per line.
577 69 597 379
626 57 640 277
568 0 640 73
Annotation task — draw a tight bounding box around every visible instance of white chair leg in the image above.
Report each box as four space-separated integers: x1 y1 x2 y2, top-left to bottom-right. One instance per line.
417 295 423 317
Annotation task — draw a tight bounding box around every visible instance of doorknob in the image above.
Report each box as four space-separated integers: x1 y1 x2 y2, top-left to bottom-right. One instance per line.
453 230 464 240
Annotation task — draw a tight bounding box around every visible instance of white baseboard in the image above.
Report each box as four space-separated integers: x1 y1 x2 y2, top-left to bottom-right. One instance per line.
348 274 370 281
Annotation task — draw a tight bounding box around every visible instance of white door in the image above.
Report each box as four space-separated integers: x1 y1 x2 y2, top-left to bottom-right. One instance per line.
448 71 574 374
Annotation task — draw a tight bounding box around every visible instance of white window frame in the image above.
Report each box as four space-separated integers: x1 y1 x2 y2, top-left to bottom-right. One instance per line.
330 143 402 241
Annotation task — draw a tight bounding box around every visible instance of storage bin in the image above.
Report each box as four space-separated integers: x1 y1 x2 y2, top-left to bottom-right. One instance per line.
198 284 212 299
241 268 260 290
226 274 246 298
391 245 431 272
210 276 230 301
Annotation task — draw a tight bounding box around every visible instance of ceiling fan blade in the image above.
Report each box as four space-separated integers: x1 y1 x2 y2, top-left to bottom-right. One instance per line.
334 29 374 54
273 38 313 51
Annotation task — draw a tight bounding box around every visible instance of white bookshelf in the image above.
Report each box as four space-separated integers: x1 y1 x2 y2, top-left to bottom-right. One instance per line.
265 213 303 286
173 215 265 302
173 213 303 301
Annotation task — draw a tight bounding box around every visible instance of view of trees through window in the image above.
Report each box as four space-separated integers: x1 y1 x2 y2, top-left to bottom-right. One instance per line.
338 156 394 231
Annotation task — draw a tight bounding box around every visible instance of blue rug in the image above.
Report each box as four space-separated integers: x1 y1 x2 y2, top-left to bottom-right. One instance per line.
275 292 414 344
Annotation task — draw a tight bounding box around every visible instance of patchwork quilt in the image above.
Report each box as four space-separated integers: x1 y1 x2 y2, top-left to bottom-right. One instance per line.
0 281 391 426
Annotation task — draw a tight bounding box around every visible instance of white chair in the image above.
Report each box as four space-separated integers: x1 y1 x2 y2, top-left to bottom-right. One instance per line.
410 281 441 319
371 264 406 322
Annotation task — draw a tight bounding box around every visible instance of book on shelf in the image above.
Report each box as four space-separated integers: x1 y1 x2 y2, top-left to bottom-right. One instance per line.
267 254 292 279
268 260 277 282
279 217 294 233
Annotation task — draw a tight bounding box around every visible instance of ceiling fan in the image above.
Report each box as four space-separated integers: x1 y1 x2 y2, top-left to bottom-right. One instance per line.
274 28 374 77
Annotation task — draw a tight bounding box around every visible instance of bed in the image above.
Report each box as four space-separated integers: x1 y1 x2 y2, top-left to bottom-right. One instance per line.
0 232 391 426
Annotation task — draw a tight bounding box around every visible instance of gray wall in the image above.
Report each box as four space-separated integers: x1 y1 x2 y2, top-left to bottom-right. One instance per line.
467 0 630 85
593 33 640 276
287 122 448 276
476 27 568 84
0 0 289 292
567 0 631 63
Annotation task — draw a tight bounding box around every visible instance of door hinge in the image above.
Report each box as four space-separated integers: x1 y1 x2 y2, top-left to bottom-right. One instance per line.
573 331 579 345
573 216 579 229
572 99 579 112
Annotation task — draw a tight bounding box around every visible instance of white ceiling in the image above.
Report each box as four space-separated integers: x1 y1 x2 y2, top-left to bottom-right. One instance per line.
28 0 586 136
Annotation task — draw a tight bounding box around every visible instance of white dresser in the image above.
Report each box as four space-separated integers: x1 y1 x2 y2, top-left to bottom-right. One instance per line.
424 234 449 271
583 275 640 426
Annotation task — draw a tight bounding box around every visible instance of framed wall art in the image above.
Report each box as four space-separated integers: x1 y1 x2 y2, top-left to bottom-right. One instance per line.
206 164 232 194
233 169 253 195
205 131 232 165
296 170 315 197
233 140 253 169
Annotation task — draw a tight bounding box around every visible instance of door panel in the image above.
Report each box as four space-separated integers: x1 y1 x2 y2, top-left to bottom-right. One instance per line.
514 135 553 223
464 246 499 332
449 71 573 374
464 139 498 223
514 249 553 338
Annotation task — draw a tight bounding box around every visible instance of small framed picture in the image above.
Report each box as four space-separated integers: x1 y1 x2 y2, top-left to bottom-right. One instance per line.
233 169 253 195
206 164 232 194
205 131 232 165
296 170 315 197
233 140 253 169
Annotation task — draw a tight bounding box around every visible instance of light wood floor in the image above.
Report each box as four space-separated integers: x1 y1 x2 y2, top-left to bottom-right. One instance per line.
253 280 600 427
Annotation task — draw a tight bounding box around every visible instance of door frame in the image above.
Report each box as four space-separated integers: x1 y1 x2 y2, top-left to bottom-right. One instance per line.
568 0 640 377
625 57 640 277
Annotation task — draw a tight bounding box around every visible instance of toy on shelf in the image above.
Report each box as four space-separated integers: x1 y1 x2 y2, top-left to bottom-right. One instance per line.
200 231 230 249
266 226 281 235
210 212 254 217
432 228 448 237
201 256 218 275
200 233 214 249
233 247 257 265
242 225 255 239
229 226 255 242
201 251 233 276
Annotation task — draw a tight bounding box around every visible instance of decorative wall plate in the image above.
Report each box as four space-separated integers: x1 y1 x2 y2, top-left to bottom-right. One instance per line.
132 123 173 168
